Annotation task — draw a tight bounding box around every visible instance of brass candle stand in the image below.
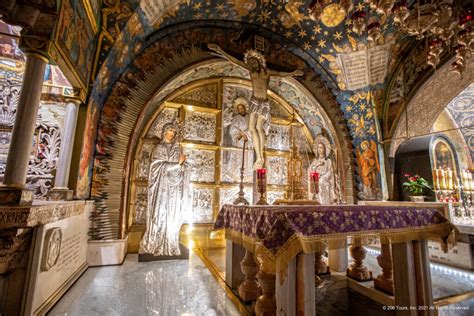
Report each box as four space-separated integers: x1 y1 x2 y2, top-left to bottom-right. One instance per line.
233 140 249 205
256 168 268 205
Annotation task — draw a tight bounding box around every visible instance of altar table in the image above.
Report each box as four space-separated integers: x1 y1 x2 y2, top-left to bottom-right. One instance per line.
214 204 457 276
214 204 458 316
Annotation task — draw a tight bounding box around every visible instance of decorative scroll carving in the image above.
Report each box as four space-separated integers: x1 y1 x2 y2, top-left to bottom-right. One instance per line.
0 228 32 275
147 107 179 138
133 186 148 225
220 149 254 184
184 111 216 143
182 147 215 183
190 187 214 223
267 124 290 151
0 77 20 127
27 125 61 198
173 84 218 108
266 156 288 185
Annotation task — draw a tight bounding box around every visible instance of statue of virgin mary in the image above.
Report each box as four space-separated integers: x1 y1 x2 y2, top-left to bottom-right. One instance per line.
308 135 337 204
139 122 189 256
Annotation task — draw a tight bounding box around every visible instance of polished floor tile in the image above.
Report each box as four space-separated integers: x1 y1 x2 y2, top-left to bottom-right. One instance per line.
48 253 240 316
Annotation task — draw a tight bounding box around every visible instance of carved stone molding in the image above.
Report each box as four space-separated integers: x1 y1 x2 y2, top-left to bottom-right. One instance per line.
0 200 91 229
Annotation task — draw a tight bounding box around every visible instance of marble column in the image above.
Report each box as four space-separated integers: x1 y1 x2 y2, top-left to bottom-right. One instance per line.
0 53 48 205
49 100 80 200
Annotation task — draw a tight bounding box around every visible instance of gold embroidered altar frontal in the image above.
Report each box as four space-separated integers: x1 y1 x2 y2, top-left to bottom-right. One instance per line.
213 204 458 276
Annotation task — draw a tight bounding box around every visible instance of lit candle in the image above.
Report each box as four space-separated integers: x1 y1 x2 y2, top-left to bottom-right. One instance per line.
432 169 439 190
438 169 446 190
257 168 266 180
447 168 453 190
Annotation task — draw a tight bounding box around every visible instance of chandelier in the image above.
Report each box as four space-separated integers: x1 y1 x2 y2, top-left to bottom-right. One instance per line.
308 1 474 76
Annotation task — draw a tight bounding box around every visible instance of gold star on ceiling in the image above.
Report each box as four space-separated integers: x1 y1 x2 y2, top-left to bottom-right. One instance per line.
318 39 326 48
220 11 228 18
285 30 293 38
271 18 278 26
346 105 352 112
311 35 316 40
298 29 307 38
194 12 203 19
313 25 322 34
323 31 329 36
193 2 202 10
357 2 365 11
303 42 312 50
333 31 343 41
318 56 325 63
315 47 320 53
258 10 271 23
345 19 352 26
216 3 225 11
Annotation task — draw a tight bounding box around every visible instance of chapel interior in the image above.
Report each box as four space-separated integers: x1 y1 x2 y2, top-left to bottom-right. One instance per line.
0 0 473 315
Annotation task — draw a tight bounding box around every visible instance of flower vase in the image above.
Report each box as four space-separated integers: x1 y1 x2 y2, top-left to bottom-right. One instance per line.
409 195 426 202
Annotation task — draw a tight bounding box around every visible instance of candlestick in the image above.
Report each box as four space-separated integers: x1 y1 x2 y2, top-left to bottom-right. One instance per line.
256 168 268 205
432 169 439 190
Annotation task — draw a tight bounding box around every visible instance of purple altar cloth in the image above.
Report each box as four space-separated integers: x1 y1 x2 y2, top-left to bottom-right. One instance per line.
214 204 457 275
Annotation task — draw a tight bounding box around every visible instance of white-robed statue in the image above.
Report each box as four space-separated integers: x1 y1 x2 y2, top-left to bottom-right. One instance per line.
309 135 337 204
139 122 189 256
208 43 303 169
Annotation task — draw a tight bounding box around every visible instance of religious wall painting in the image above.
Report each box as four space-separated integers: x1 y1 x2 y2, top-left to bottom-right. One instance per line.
431 138 457 172
146 107 179 138
77 101 100 198
356 140 381 200
84 0 102 32
55 0 97 88
221 85 252 148
0 22 24 62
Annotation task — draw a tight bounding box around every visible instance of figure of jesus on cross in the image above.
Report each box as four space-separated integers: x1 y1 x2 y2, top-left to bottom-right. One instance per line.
208 44 303 169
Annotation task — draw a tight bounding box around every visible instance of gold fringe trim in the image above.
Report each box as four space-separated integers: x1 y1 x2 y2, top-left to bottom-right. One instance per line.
218 221 458 279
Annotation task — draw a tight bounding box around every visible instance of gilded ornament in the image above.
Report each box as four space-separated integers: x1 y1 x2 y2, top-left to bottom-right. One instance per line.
321 3 346 27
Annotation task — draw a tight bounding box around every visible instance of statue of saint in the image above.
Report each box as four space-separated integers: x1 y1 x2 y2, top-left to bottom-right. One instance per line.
309 136 337 204
208 43 303 169
139 122 188 256
356 140 380 199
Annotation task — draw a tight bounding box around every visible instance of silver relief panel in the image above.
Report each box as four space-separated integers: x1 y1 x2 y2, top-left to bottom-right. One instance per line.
184 110 217 143
266 156 288 185
219 186 253 209
147 107 179 138
182 147 215 183
220 148 254 184
267 124 290 151
133 186 148 225
137 144 154 181
190 187 214 223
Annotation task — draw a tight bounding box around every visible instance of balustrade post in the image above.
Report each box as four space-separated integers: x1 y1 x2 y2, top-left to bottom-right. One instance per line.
346 239 373 281
255 270 276 316
374 243 394 295
238 250 261 301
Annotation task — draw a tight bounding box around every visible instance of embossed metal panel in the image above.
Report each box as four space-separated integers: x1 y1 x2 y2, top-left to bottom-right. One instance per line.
182 147 215 183
219 185 253 209
267 124 290 151
184 110 217 143
220 148 254 184
147 107 179 138
133 186 148 225
266 156 288 185
190 187 215 223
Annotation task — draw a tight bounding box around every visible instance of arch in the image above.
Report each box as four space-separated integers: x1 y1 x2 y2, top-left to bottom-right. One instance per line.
389 58 474 159
85 25 354 240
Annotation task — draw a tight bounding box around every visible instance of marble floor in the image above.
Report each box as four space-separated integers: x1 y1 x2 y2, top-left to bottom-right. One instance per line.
48 253 241 316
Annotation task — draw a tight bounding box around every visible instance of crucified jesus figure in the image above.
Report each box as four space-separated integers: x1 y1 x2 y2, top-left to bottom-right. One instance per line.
208 43 304 169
